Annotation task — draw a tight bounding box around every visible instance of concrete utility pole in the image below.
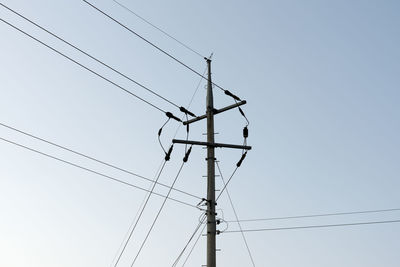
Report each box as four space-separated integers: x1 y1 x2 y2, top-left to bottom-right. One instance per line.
173 58 251 267
205 58 217 267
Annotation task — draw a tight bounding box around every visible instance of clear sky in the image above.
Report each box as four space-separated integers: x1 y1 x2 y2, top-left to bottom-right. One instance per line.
1 0 399 266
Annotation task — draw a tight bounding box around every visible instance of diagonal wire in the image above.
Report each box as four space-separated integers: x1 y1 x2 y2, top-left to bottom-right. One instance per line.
222 219 400 233
226 208 400 223
181 221 207 267
130 162 185 266
0 3 183 110
110 159 165 267
112 159 168 267
216 166 238 201
0 17 166 113
0 121 202 201
171 214 206 267
216 162 256 267
112 0 204 58
83 1 230 93
0 136 197 208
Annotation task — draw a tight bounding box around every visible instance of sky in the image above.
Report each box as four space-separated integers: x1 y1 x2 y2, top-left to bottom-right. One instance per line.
1 0 400 266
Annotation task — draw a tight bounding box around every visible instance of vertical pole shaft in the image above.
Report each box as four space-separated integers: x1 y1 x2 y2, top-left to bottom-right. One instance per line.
206 59 216 267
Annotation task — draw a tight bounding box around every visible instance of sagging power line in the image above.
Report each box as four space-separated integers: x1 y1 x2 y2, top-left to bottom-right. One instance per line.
0 17 185 122
225 208 400 223
0 3 196 118
83 0 245 102
222 219 400 233
0 136 197 209
0 121 201 201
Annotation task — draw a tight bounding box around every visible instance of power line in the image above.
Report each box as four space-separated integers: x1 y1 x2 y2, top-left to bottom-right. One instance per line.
83 1 231 94
216 162 256 267
110 159 165 267
222 219 400 233
225 208 400 223
130 162 186 266
0 136 197 209
112 159 168 267
0 17 168 114
172 215 206 267
0 3 196 115
216 166 238 201
182 222 206 266
111 0 204 58
0 121 201 201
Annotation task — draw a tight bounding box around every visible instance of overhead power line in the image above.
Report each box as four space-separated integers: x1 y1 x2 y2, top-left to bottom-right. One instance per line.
0 136 197 209
223 219 400 233
131 162 187 266
225 208 400 223
112 159 168 267
0 121 201 201
83 1 235 95
0 3 197 116
172 215 206 267
216 162 256 267
111 0 204 58
0 17 169 115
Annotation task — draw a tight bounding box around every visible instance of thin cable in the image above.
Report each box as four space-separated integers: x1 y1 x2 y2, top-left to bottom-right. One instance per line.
112 159 168 267
110 160 165 267
112 0 204 58
216 167 238 201
131 162 185 266
83 1 229 93
216 162 256 267
0 122 202 201
182 221 207 266
172 214 206 267
226 208 400 223
223 219 400 233
171 216 205 267
0 3 183 110
0 136 197 209
0 18 165 113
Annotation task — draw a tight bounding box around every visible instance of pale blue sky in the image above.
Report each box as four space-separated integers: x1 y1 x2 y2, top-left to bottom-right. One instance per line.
1 0 399 266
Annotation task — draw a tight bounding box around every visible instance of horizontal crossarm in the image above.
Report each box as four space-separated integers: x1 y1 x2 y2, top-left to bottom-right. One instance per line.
172 139 252 150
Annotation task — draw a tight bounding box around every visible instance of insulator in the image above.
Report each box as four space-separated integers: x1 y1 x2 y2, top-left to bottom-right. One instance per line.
224 90 241 101
238 107 245 117
158 128 162 136
236 151 247 167
165 112 182 122
243 126 249 138
179 106 196 117
165 145 174 161
183 146 192 162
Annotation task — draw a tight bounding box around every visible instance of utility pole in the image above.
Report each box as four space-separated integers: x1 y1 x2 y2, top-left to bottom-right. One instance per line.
173 58 251 267
205 58 217 267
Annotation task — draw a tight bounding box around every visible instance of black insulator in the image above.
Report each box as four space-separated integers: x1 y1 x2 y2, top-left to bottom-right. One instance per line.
186 123 189 133
224 90 241 101
179 106 196 117
183 146 192 162
165 145 174 161
238 107 245 117
236 151 247 167
158 128 162 136
165 112 182 122
216 219 221 225
243 126 249 138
